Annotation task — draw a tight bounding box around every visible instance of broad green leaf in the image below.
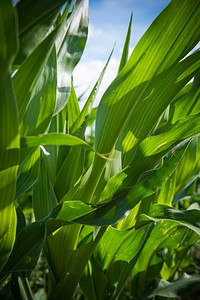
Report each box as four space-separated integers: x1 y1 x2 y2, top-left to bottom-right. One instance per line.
54 83 84 200
169 73 200 125
121 50 200 167
175 136 200 193
13 1 81 125
47 227 106 300
21 133 94 152
131 221 196 298
20 46 57 136
95 0 200 156
80 259 108 300
33 150 82 286
0 0 19 272
65 143 189 227
33 154 57 220
100 114 200 203
14 0 70 65
44 224 83 285
123 114 200 186
54 51 114 200
33 156 81 286
12 28 58 123
81 224 151 300
54 0 89 115
58 140 187 228
138 204 200 235
54 147 84 201
77 1 200 203
148 274 200 298
1 200 100 273
0 2 18 70
2 218 47 274
41 118 59 184
154 171 177 206
3 186 200 276
16 147 40 198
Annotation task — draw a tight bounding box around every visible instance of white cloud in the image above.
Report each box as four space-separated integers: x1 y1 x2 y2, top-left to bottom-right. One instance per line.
89 24 103 38
74 57 119 106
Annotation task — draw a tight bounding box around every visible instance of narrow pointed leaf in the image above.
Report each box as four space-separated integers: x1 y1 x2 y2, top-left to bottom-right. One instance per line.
118 12 132 73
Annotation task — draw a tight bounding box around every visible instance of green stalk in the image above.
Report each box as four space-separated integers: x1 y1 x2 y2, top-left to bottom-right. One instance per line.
19 273 34 300
81 154 107 203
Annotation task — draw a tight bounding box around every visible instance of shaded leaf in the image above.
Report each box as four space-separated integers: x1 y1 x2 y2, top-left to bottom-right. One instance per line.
14 0 70 64
149 274 200 298
0 0 19 272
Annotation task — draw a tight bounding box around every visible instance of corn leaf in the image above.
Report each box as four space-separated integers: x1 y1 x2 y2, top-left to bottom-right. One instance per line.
149 275 200 298
76 0 200 203
70 48 113 135
21 133 94 152
0 0 19 272
80 223 151 300
12 29 58 124
138 204 200 235
14 0 70 65
21 46 57 136
118 12 132 73
131 221 198 298
95 0 200 156
16 147 40 198
54 0 89 114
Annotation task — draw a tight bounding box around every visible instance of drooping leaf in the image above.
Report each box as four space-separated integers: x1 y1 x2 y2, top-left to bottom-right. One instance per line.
130 221 197 299
138 204 200 235
75 0 200 203
21 133 94 152
95 0 200 157
148 274 200 298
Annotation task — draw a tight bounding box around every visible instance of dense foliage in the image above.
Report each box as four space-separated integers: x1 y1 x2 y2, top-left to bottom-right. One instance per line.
0 0 200 299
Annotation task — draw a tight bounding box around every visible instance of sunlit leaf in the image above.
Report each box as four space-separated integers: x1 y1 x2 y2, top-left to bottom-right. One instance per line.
0 0 19 272
54 0 89 114
14 0 70 64
21 133 94 152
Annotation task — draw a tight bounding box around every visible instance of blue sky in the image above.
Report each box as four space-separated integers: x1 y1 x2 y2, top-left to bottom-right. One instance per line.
74 0 170 102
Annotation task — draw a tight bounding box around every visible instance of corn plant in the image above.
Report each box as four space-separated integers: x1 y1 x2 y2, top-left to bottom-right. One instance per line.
1 0 200 299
